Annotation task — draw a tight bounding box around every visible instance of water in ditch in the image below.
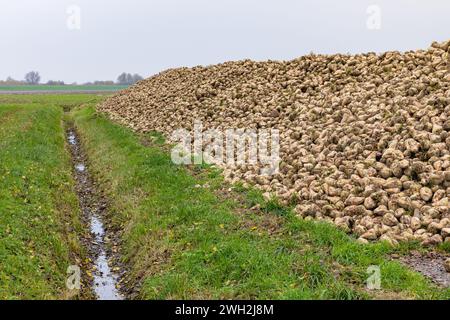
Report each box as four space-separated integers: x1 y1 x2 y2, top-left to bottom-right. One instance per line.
67 129 123 300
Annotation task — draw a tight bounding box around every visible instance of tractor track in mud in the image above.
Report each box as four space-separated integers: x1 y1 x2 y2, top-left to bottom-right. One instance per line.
65 123 125 300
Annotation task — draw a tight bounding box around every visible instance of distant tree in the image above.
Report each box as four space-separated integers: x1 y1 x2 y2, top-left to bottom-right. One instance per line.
93 80 114 85
117 72 128 85
132 73 143 83
2 76 24 85
126 73 133 85
117 72 143 85
83 80 115 85
46 80 65 85
25 71 41 85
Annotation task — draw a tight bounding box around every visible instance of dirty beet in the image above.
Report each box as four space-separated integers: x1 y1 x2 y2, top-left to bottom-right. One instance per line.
67 128 124 300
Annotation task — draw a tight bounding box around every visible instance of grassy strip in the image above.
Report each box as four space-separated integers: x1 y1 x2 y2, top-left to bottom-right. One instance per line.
0 85 127 92
0 103 83 299
0 94 107 110
72 106 449 300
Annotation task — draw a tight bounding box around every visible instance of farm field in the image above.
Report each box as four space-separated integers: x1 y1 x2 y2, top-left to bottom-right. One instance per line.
0 85 128 94
0 94 449 300
0 101 84 299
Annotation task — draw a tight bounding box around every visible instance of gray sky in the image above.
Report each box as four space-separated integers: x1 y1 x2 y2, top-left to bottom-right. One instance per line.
1 0 449 83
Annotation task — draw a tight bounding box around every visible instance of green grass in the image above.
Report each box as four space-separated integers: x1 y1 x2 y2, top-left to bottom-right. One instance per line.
0 102 84 299
0 94 107 111
0 85 128 92
71 105 450 300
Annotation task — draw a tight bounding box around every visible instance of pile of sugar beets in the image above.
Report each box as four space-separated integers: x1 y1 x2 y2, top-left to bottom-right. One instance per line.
99 40 450 246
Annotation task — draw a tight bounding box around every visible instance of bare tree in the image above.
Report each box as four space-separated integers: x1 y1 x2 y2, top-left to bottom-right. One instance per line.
126 73 134 85
132 74 143 83
46 80 65 85
117 72 128 85
0 76 24 85
117 72 143 85
25 71 41 85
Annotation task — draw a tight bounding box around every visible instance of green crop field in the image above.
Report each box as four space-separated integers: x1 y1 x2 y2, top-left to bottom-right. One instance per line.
0 85 128 92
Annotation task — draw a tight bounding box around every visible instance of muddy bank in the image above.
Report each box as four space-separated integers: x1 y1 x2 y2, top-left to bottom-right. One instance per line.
66 126 124 300
396 251 450 288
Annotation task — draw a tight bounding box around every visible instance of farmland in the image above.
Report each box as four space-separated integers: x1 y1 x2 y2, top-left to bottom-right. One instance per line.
0 85 128 94
0 94 448 300
0 101 83 299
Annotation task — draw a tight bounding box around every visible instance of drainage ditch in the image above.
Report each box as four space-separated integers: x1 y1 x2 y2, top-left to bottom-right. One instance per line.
67 127 124 300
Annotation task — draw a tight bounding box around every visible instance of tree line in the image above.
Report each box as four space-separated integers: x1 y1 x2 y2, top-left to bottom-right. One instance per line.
0 71 144 85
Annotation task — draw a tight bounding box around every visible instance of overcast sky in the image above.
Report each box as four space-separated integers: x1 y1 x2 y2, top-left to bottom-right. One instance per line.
1 0 449 83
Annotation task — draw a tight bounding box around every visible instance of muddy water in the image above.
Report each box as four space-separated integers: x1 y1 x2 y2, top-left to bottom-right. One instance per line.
67 129 123 300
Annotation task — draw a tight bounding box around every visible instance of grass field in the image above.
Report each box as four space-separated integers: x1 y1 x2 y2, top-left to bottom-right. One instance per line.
0 102 84 299
0 94 106 107
0 85 128 92
0 94 448 300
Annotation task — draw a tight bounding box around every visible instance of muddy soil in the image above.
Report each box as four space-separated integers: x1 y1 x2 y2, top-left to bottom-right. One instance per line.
396 251 450 288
